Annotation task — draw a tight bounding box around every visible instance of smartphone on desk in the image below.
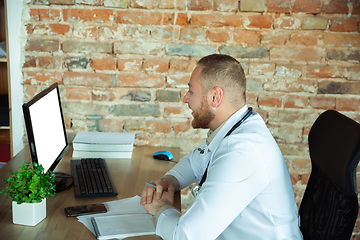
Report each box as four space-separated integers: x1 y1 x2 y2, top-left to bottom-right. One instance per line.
65 203 107 217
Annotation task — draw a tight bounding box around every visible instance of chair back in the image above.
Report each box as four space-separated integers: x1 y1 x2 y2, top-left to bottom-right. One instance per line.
299 110 360 240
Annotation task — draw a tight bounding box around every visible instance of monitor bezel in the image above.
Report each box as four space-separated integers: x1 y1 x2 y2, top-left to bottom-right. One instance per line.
22 82 69 173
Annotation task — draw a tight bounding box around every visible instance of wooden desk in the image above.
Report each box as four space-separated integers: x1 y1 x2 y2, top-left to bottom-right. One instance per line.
0 145 180 240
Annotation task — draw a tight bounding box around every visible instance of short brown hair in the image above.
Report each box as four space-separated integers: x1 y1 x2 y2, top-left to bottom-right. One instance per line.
196 54 246 106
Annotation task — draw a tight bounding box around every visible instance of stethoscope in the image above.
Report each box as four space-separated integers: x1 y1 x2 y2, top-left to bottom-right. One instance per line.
192 107 253 197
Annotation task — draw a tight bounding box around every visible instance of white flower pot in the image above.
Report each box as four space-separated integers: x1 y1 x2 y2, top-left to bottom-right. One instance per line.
12 198 46 226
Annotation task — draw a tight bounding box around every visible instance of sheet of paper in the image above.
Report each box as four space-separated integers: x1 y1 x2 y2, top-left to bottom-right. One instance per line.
92 214 155 240
77 195 149 238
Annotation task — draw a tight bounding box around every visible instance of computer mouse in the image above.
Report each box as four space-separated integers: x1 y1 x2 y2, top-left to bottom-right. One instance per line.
153 151 173 161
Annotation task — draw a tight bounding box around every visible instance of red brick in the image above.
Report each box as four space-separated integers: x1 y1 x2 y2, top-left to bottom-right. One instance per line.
293 157 311 170
234 29 260 44
270 47 322 62
246 15 273 29
131 0 156 9
146 120 172 133
151 26 179 40
158 0 187 10
288 32 319 46
65 87 91 100
38 56 62 69
261 33 287 45
330 18 358 32
300 174 310 185
290 173 300 185
54 24 71 35
24 85 42 100
353 0 360 14
214 0 238 12
267 0 293 13
38 9 61 21
158 0 175 8
98 25 122 39
258 92 282 107
275 64 303 78
26 24 33 34
264 78 316 93
90 58 117 71
347 67 360 81
98 119 124 132
309 96 335 110
92 89 115 101
136 136 160 146
174 121 191 134
249 63 275 76
323 0 349 14
180 27 206 41
323 33 360 48
336 97 360 111
29 9 40 21
63 72 113 87
207 28 230 43
23 56 36 68
306 66 344 78
191 13 243 27
116 10 168 25
143 59 169 73
169 59 197 73
73 25 98 39
274 17 301 30
171 13 188 26
116 73 165 88
32 24 51 35
25 39 59 52
118 59 142 71
293 0 321 13
23 71 62 85
188 0 212 10
167 75 191 88
284 95 308 109
64 116 71 129
246 92 258 106
63 8 114 23
164 106 183 116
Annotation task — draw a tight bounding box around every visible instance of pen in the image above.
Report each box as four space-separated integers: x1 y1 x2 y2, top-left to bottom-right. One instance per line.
145 182 168 192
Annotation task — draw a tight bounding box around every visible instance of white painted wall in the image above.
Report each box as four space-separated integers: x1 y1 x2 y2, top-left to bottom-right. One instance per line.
6 0 25 156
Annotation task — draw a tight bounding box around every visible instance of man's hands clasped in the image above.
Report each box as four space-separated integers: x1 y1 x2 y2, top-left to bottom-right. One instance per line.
140 179 175 215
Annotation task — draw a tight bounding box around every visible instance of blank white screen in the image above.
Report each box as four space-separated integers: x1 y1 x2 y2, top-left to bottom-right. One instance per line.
28 88 66 173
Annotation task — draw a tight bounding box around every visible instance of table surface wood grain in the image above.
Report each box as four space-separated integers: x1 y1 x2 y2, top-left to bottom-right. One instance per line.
0 145 181 240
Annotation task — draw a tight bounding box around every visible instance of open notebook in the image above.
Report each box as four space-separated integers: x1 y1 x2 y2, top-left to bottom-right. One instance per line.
91 213 155 239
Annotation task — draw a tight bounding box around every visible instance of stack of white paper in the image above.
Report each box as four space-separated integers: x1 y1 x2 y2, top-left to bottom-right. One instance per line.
72 132 135 159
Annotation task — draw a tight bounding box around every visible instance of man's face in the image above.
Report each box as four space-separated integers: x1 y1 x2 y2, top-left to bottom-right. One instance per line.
183 67 215 129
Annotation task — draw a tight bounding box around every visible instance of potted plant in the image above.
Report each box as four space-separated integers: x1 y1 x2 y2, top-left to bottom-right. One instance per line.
0 161 56 226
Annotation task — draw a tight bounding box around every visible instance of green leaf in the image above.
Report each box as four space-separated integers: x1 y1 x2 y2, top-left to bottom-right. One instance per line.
0 161 56 203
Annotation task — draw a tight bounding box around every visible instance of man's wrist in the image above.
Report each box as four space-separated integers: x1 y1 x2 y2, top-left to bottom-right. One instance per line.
149 205 178 229
161 175 180 191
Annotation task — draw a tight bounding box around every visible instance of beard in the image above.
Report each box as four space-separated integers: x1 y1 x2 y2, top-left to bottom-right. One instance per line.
191 97 215 129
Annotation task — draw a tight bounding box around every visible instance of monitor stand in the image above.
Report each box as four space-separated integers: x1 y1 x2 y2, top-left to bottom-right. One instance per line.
53 172 73 193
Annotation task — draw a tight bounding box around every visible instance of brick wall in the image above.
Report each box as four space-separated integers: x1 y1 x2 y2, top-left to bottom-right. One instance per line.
22 0 360 237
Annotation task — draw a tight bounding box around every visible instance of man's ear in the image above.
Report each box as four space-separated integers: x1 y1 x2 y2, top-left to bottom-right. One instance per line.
209 86 223 108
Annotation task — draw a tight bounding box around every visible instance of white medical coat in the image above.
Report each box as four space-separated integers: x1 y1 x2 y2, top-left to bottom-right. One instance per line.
156 106 303 240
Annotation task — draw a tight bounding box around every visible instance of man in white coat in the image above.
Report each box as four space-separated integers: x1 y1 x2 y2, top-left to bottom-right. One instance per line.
140 54 303 240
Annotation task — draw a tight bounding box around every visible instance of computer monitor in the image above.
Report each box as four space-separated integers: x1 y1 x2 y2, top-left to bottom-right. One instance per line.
22 83 73 193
